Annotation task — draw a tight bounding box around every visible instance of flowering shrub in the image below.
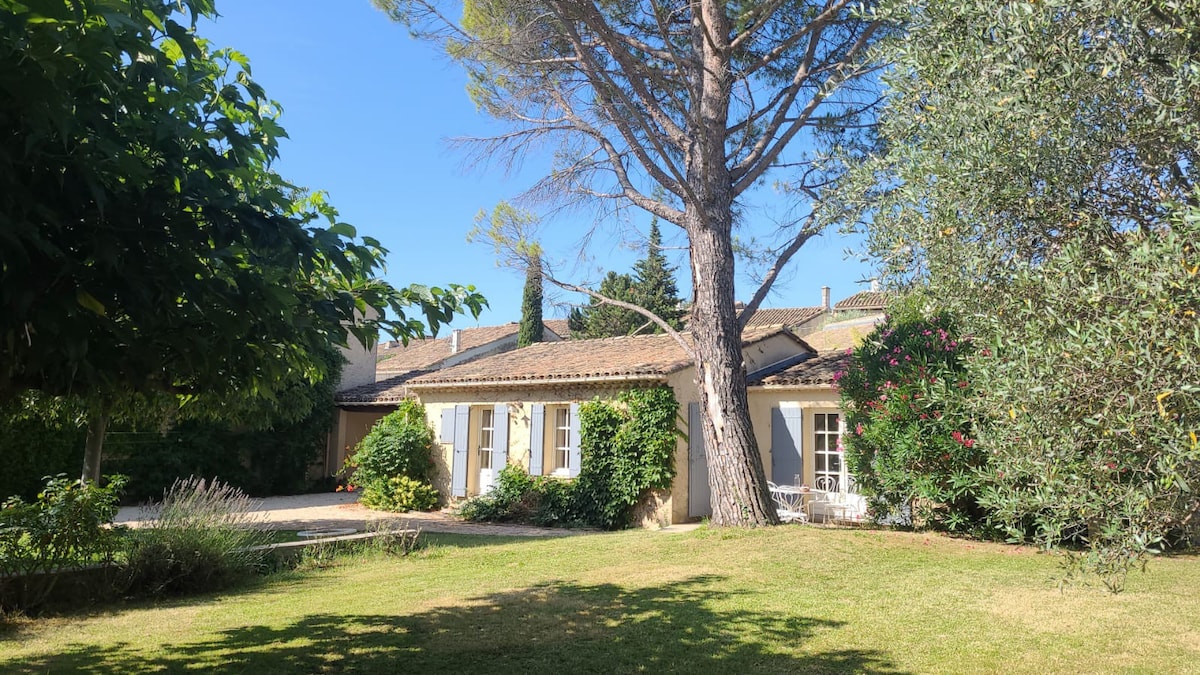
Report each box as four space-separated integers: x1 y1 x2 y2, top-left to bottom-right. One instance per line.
122 477 268 597
837 303 991 533
358 476 438 513
345 400 439 510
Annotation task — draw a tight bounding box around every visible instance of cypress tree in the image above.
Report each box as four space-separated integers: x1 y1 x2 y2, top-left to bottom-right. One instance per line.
517 254 544 347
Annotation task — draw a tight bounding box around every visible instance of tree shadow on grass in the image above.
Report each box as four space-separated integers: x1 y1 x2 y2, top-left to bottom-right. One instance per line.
14 575 905 674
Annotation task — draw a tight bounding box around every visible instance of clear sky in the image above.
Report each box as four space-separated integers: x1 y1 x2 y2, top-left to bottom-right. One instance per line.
198 1 875 333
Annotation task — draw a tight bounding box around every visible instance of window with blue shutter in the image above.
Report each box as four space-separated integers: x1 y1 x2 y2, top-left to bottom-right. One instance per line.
440 408 456 444
688 402 711 518
770 406 804 486
493 404 509 471
451 404 470 497
567 402 581 478
529 404 545 475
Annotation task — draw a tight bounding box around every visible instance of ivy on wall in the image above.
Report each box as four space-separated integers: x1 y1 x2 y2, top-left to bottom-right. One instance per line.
461 386 681 530
575 387 680 529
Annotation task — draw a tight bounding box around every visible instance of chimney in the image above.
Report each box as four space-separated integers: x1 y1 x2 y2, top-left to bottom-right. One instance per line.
821 286 831 312
870 277 880 292
450 328 462 354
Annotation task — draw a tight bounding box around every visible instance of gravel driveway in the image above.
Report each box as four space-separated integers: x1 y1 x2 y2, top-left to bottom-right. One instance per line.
114 491 580 537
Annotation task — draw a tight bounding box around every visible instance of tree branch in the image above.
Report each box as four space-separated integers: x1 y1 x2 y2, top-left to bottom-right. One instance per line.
544 271 696 361
732 21 880 194
738 215 821 330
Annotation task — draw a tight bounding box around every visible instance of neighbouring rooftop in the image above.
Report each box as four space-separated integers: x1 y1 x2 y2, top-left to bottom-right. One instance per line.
833 290 888 313
741 306 825 329
750 351 851 387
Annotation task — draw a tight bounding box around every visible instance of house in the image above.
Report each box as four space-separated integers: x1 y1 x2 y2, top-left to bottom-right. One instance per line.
742 305 826 331
404 325 815 525
324 321 566 477
332 289 889 525
747 350 866 521
732 286 833 335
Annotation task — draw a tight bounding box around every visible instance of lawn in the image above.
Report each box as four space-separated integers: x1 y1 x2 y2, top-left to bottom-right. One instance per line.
1 526 1197 674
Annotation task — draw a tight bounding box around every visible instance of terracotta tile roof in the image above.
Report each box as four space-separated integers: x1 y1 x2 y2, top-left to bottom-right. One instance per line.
407 333 691 387
335 370 431 405
751 351 850 387
833 291 889 312
742 306 825 328
337 324 808 403
801 323 876 353
543 319 571 338
376 324 521 373
375 338 451 372
406 325 806 389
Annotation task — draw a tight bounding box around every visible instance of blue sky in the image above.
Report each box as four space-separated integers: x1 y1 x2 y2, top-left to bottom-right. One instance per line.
199 2 874 333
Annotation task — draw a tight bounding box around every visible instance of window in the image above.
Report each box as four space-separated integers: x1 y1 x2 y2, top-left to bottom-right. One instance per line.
479 408 494 470
553 407 571 473
814 412 843 491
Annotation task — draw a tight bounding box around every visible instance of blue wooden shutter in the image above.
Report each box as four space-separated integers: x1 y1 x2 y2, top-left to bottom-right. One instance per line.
687 402 712 518
451 404 470 497
529 404 545 476
493 404 509 470
568 403 582 477
439 408 456 444
770 406 804 485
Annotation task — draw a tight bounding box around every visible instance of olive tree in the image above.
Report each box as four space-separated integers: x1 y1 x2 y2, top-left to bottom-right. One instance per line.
857 0 1200 585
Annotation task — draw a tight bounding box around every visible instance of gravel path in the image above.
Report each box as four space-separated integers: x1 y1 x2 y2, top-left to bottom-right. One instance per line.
115 492 698 537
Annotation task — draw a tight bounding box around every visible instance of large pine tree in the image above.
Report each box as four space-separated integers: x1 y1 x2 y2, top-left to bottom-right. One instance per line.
631 220 684 331
569 222 684 339
378 0 879 526
569 271 642 339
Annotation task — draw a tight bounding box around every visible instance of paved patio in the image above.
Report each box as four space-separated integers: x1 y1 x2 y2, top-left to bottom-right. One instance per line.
115 492 701 537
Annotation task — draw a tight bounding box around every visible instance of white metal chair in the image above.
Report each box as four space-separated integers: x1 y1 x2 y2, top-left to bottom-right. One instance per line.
809 476 849 523
768 482 807 523
841 475 868 522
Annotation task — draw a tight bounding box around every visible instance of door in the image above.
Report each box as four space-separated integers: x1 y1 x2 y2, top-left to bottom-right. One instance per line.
477 407 497 493
771 406 804 486
477 407 495 493
476 404 510 495
687 402 711 518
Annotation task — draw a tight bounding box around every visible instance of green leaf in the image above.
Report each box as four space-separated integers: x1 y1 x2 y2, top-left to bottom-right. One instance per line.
328 222 357 238
75 290 106 317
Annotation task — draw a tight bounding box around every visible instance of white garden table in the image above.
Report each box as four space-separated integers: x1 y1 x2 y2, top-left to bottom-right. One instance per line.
768 483 823 523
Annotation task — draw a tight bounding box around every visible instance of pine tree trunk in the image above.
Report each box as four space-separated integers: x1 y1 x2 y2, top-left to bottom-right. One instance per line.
688 224 780 526
683 0 778 526
81 404 109 484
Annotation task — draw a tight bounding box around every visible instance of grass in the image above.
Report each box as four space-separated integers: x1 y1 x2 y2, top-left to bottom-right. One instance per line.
1 526 1198 673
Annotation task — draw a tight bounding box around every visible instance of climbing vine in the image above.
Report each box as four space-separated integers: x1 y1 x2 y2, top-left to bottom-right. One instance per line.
460 386 680 530
574 386 680 529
